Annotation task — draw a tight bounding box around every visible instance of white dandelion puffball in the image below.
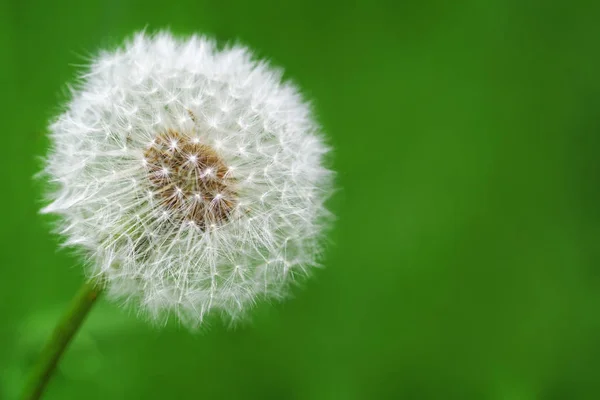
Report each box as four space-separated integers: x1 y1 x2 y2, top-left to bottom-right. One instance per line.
42 31 333 328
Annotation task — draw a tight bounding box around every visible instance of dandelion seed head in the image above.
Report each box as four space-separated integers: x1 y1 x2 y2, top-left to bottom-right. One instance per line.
41 30 334 329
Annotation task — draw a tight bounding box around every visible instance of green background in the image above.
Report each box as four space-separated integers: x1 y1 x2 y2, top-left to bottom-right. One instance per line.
2 0 600 399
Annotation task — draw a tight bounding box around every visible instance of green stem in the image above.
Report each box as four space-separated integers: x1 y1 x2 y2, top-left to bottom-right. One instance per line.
21 280 102 400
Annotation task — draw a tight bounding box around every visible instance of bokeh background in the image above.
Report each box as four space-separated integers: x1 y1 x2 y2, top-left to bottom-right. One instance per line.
2 0 600 399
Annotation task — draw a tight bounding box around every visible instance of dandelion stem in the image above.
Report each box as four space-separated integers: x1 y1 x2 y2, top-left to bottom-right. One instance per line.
21 280 102 400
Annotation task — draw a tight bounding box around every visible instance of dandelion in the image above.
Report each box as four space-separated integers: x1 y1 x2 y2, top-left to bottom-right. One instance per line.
24 31 333 399
42 30 333 327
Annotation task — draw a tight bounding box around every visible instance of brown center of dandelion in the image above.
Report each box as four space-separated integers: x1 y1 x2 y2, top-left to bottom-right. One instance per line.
144 130 236 229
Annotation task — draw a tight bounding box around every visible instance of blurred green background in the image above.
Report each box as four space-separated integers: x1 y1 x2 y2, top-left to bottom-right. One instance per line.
2 0 600 399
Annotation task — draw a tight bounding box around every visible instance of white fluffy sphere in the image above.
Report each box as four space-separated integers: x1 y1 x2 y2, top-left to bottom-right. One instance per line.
42 31 333 328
